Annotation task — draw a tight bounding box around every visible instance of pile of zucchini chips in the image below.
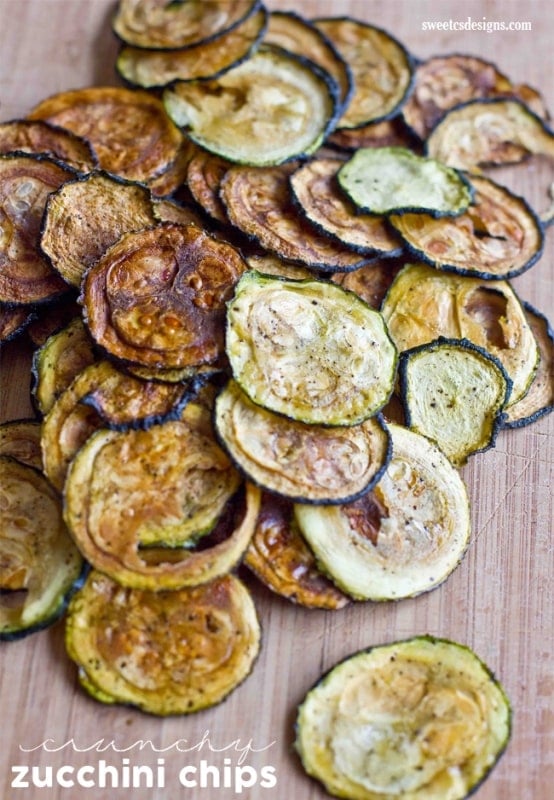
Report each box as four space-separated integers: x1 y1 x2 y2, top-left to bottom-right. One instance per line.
1 0 552 796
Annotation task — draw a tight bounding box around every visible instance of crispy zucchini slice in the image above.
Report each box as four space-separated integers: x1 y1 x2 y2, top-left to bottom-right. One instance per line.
295 635 511 799
389 174 544 280
337 147 473 217
244 253 313 281
29 87 184 184
116 7 267 88
40 171 157 288
313 17 414 129
82 222 247 370
215 380 391 504
112 0 260 50
0 455 84 640
334 257 406 310
163 45 339 166
245 492 350 610
220 165 369 271
0 119 97 172
25 297 82 347
0 419 42 470
381 263 539 406
0 303 36 344
327 116 419 152
226 271 397 426
185 148 232 224
0 154 75 305
152 196 205 229
294 423 470 601
426 98 554 170
290 158 403 255
399 338 511 466
503 303 554 428
66 571 260 714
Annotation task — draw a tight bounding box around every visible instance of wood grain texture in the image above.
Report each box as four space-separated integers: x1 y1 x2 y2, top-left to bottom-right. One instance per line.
0 1 552 798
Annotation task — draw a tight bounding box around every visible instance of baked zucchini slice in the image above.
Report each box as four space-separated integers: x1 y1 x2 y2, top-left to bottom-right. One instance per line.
0 303 36 344
152 196 205 229
215 380 391 504
381 263 539 406
66 571 260 714
25 297 82 347
294 423 470 601
313 18 414 129
337 147 473 217
244 253 313 282
163 45 339 166
185 147 232 224
0 455 84 640
290 158 403 255
0 119 97 172
390 174 544 280
82 222 247 371
399 338 511 467
245 492 350 610
295 635 511 799
334 257 406 311
327 116 419 153
225 271 398 426
0 419 42 470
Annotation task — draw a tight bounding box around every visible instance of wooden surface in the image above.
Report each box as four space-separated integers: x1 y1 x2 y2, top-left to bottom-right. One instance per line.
1 1 553 798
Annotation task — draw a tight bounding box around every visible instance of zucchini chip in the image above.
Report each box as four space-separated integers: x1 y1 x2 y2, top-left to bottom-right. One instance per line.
28 87 184 184
0 419 42 470
503 303 554 428
245 492 350 610
295 635 511 799
0 304 36 344
116 7 267 89
66 571 260 715
220 165 369 271
338 147 473 217
185 148 232 224
290 158 404 256
82 223 247 370
112 0 260 50
163 45 339 166
40 171 157 288
0 154 75 305
215 380 391 504
0 119 97 172
381 263 539 406
25 297 82 347
244 253 313 282
294 423 470 601
226 271 398 426
399 338 511 467
152 197 205 229
327 116 419 152
426 98 554 170
334 257 406 311
313 17 414 129
390 174 544 280
0 455 84 640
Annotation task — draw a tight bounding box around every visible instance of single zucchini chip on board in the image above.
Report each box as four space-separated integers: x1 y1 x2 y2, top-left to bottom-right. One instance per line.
215 380 391 504
163 45 339 166
0 455 84 640
295 635 511 800
337 147 473 217
66 571 260 715
226 271 398 426
294 423 470 601
245 492 350 610
399 338 511 467
0 419 42 470
0 119 98 172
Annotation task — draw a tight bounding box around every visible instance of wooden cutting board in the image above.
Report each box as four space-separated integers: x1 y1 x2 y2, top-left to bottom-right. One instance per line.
1 2 552 798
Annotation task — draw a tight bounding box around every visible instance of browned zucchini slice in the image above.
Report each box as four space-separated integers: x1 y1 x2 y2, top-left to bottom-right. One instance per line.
25 298 82 347
0 154 75 305
0 119 97 172
82 223 247 370
215 380 391 504
145 136 195 196
294 423 471 601
245 492 350 609
152 196 205 228
290 158 403 255
112 0 260 50
220 165 369 271
40 171 157 288
426 98 554 170
399 338 511 466
28 87 184 184
226 271 397 426
0 419 42 470
403 54 549 141
295 635 511 799
503 303 554 428
0 455 84 640
390 174 544 280
185 148 232 223
163 45 339 166
313 17 414 129
244 253 313 281
327 116 419 152
333 257 406 310
0 303 36 343
66 571 260 714
381 263 539 406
